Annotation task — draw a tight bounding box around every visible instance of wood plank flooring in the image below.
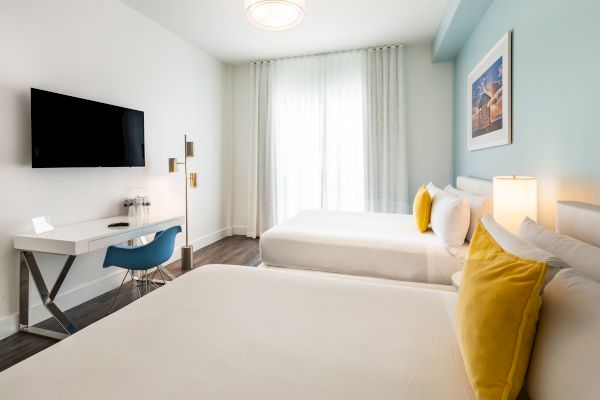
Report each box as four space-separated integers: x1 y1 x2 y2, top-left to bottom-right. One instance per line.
0 235 260 372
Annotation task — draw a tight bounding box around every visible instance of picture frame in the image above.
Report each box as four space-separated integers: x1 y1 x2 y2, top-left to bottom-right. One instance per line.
468 31 512 151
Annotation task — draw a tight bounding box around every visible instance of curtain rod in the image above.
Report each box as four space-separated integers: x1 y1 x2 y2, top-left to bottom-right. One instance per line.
251 44 404 64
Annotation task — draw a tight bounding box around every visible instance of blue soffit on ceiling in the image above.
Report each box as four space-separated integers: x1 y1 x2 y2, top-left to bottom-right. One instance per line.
432 0 494 63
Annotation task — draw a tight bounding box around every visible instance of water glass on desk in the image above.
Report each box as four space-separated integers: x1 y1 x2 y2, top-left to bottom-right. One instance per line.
123 199 135 217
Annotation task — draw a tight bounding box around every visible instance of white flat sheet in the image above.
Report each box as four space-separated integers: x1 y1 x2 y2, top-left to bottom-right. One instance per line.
260 210 468 284
0 265 474 400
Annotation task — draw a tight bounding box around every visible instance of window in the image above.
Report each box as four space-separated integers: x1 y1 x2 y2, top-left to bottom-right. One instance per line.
272 51 365 222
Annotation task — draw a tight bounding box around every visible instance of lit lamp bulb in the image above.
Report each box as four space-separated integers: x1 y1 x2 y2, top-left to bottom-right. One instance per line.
493 176 537 233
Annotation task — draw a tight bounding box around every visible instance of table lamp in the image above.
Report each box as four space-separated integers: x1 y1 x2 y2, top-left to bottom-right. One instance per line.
493 176 537 233
169 134 198 270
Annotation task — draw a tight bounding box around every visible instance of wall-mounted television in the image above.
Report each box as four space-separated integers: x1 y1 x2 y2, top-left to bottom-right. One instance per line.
31 88 145 168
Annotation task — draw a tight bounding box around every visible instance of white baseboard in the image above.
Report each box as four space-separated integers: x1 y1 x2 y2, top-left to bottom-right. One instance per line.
191 226 232 250
0 313 19 341
231 226 247 235
164 226 232 264
0 227 234 340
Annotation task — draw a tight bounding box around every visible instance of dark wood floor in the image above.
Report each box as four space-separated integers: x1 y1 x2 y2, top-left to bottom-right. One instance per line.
0 235 260 372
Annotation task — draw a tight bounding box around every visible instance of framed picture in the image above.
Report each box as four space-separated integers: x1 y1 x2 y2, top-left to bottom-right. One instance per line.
468 32 511 151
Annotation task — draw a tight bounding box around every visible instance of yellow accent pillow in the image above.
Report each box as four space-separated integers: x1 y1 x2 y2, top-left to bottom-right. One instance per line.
413 185 432 233
456 222 548 400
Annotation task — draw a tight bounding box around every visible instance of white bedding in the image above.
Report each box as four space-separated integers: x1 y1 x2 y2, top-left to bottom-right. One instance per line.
260 210 468 284
0 265 474 399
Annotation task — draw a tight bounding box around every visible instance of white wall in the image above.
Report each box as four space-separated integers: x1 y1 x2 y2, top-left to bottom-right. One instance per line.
0 0 231 338
405 45 454 200
231 64 252 234
230 44 454 232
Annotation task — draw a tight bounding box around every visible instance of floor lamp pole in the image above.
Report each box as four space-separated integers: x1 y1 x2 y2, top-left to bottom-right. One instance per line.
169 134 196 271
181 134 193 271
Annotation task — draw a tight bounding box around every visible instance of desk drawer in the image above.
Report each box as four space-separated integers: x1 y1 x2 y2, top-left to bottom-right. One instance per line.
141 220 182 237
88 229 143 252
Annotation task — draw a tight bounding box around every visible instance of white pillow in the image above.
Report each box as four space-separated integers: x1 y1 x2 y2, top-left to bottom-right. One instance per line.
426 182 443 199
444 185 492 242
518 217 600 282
430 190 470 246
481 215 570 271
527 268 600 399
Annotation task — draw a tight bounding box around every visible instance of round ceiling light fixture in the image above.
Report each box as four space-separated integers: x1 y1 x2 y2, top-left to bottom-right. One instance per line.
245 0 306 31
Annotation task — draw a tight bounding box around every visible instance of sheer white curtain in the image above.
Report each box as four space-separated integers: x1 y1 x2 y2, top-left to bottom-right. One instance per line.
247 46 407 237
364 46 409 214
272 51 365 223
246 61 277 238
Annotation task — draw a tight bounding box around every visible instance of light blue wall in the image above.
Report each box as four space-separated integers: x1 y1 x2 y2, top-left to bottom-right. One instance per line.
453 0 600 225
432 0 493 62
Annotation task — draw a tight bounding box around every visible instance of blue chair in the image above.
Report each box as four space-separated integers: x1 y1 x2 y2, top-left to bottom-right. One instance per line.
103 225 182 314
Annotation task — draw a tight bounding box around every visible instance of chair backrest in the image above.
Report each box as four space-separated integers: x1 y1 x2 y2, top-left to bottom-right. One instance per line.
103 225 182 270
147 226 182 266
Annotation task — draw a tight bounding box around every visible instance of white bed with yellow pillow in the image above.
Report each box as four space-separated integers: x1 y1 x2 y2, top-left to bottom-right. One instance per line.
1 201 599 400
0 264 475 400
260 176 492 284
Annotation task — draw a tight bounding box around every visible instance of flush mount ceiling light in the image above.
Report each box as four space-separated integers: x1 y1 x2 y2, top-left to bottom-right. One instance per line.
245 0 306 31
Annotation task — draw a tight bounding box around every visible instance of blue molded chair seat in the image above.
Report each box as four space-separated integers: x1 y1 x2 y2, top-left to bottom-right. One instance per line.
103 225 181 314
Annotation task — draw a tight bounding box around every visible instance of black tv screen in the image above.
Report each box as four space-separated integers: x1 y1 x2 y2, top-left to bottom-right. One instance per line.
31 88 145 168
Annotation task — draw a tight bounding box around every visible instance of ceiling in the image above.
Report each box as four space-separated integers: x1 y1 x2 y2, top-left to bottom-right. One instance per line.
121 0 448 65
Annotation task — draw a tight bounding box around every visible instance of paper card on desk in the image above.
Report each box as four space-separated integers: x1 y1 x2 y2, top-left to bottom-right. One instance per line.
32 216 54 234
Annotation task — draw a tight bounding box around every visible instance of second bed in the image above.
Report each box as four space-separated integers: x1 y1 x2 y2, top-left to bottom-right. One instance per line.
260 176 492 284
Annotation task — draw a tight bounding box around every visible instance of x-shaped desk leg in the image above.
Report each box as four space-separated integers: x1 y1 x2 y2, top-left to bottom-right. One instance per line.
19 251 78 340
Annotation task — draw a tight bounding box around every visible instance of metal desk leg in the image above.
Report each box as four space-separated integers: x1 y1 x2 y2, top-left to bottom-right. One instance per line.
19 253 29 331
19 251 78 340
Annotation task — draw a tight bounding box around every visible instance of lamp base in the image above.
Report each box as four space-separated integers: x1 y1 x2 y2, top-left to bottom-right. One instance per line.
181 245 194 271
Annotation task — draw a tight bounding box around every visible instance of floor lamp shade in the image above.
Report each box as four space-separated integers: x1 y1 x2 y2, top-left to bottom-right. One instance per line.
186 141 194 158
493 176 537 233
168 158 178 173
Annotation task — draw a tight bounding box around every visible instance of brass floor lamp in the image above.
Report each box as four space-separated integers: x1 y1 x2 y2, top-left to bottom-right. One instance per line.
169 134 198 270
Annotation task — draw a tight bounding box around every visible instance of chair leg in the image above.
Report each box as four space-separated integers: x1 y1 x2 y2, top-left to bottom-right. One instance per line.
150 268 161 286
143 271 148 295
148 268 161 289
133 270 143 299
157 268 168 284
106 271 129 316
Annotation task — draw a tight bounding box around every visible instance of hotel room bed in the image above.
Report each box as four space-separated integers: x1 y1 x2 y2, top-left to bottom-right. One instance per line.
260 210 468 284
0 265 474 400
260 176 492 285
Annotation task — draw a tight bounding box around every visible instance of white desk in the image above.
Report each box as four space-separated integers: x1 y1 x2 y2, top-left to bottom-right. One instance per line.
14 214 184 340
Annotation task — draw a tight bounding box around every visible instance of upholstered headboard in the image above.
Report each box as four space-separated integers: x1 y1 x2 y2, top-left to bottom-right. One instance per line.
456 176 493 196
556 201 600 247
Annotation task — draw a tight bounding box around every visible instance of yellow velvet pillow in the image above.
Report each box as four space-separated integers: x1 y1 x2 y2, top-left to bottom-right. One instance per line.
456 223 548 400
413 185 432 233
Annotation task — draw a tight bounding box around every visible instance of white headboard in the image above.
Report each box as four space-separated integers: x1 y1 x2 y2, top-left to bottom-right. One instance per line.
556 201 600 247
456 176 493 196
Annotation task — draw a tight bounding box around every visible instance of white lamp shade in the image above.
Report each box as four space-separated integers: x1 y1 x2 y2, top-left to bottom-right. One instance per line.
493 176 538 233
245 0 306 31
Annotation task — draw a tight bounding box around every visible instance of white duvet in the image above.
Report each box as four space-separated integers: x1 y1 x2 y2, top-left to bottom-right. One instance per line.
0 265 474 399
261 210 467 284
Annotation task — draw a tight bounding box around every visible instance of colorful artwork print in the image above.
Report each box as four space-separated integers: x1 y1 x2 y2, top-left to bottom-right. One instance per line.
467 31 511 151
471 56 503 138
